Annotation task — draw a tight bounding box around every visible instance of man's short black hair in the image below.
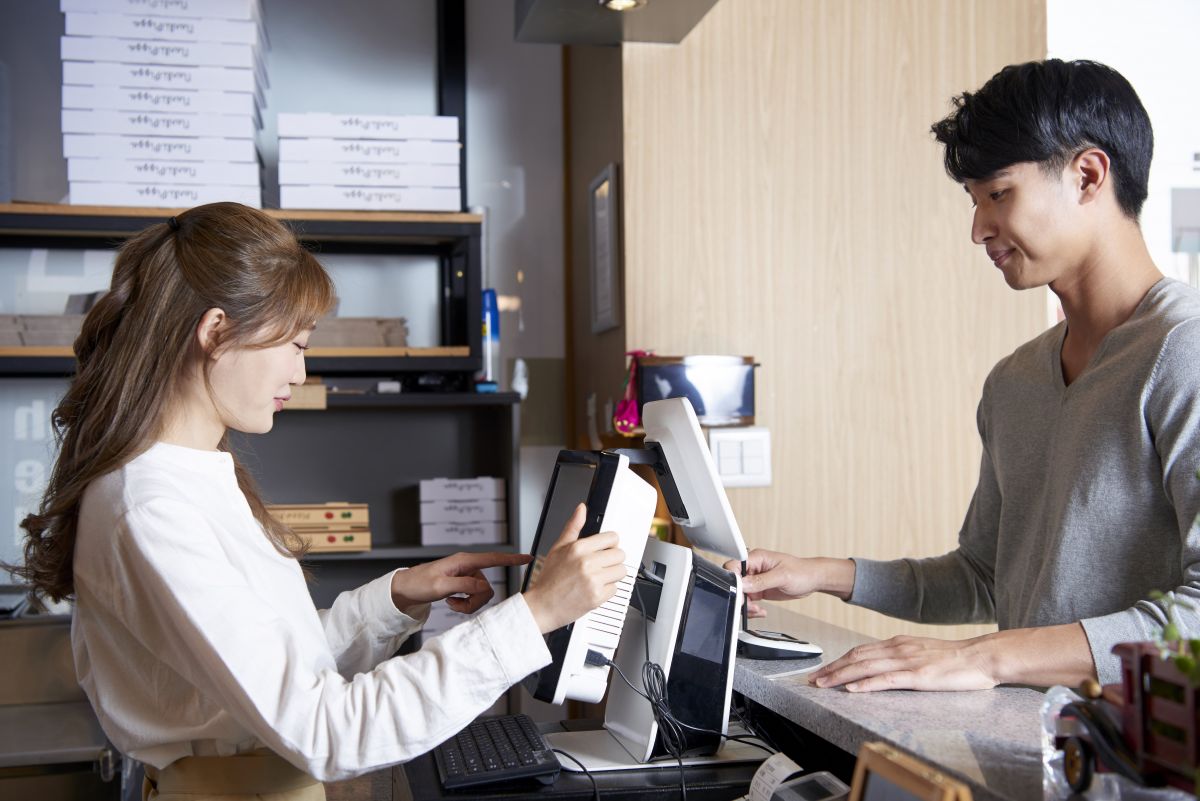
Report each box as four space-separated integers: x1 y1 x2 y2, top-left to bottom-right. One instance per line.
931 59 1153 220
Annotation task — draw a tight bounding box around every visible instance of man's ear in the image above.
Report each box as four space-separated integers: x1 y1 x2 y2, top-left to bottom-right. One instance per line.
1073 148 1111 206
195 308 227 357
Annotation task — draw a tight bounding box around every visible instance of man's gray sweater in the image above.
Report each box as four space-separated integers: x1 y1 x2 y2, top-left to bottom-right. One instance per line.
851 277 1200 684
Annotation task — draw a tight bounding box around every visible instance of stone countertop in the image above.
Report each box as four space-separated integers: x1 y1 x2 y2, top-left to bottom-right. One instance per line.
734 608 1046 801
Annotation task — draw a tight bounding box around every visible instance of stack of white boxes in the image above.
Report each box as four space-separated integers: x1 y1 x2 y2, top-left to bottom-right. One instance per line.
419 477 507 546
60 0 266 208
277 113 460 211
419 477 509 641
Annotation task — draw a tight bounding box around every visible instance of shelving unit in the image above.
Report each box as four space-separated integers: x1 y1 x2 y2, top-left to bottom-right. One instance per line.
0 205 520 612
0 202 483 377
257 391 521 608
304 544 519 562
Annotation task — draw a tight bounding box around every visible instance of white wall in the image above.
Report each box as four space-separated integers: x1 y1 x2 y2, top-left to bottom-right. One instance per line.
466 0 565 555
1049 0 1200 283
467 0 565 364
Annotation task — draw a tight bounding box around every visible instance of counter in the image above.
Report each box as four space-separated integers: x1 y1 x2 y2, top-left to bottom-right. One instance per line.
737 607 1046 801
4 609 1054 801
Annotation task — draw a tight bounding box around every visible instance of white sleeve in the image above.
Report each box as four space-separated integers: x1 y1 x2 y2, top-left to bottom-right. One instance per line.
113 499 550 781
317 569 430 677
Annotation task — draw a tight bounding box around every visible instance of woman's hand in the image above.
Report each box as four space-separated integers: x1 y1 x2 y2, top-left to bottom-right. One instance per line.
390 551 533 614
724 549 856 617
523 503 627 634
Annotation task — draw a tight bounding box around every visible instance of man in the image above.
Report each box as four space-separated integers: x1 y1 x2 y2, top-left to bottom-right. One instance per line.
730 59 1200 691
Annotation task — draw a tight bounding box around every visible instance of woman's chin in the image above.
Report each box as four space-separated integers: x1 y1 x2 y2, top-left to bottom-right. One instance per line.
227 417 275 436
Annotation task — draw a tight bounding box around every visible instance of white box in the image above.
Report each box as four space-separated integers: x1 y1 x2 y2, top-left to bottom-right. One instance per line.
279 186 459 212
69 182 262 208
62 62 260 101
63 109 257 138
69 158 260 186
61 0 261 21
63 134 258 162
278 162 458 188
61 36 260 74
418 500 506 525
420 522 508 546
278 138 461 165
65 12 260 46
62 85 257 116
276 113 458 142
419 477 506 502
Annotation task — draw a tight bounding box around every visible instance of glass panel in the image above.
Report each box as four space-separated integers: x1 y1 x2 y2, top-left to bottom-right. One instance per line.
0 247 443 349
318 254 440 348
0 379 68 571
0 248 115 315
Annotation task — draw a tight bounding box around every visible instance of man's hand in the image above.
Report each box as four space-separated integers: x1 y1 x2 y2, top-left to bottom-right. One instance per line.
810 635 998 692
809 623 1097 691
724 549 856 617
390 551 533 614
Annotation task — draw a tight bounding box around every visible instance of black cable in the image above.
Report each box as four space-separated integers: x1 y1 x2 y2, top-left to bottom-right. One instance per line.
604 653 776 757
732 697 780 754
550 748 600 801
621 574 778 798
626 578 687 800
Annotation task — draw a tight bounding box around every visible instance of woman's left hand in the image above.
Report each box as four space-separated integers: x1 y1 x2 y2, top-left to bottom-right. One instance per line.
389 551 533 614
810 635 998 692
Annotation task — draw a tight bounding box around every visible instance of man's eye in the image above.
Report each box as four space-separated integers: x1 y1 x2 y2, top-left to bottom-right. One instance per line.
989 190 1006 201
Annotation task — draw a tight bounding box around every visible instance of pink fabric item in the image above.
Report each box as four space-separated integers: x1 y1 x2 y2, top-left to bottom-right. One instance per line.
613 350 651 435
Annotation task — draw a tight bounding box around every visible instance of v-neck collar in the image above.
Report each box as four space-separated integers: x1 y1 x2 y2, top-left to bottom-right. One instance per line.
1053 276 1170 391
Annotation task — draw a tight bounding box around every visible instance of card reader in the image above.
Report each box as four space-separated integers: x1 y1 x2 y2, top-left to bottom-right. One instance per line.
736 629 823 660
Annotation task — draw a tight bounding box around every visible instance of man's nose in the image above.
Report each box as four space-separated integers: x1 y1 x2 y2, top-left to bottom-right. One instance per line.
971 207 995 245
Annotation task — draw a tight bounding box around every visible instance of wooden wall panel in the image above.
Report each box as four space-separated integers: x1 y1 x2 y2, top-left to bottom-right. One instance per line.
565 45 629 451
620 0 1047 640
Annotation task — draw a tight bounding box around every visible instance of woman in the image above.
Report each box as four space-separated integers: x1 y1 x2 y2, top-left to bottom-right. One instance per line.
15 202 626 799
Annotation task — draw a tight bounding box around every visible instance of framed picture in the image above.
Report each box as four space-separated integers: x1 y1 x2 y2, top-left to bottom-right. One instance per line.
589 163 620 334
850 742 972 801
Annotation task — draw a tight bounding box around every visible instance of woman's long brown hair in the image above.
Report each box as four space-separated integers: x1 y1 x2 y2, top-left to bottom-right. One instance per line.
14 202 335 602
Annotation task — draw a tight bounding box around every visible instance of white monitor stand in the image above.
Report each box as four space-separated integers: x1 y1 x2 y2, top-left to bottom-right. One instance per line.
544 538 762 772
543 398 766 773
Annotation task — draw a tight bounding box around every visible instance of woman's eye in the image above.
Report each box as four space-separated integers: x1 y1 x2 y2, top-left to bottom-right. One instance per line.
989 190 1006 201
293 342 309 352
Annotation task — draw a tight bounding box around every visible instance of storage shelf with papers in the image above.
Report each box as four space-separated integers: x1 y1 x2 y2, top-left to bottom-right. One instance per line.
0 205 518 611
0 202 483 376
0 0 521 718
250 392 521 609
302 543 520 562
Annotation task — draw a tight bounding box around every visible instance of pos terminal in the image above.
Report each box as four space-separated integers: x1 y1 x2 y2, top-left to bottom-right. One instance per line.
523 398 799 772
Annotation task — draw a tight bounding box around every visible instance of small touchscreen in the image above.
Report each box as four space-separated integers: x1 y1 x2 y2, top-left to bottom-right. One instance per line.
522 461 596 592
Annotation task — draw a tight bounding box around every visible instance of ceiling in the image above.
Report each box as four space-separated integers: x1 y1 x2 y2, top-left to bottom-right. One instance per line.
514 0 721 45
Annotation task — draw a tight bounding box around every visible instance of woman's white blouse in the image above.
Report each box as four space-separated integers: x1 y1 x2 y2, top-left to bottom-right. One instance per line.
71 441 550 781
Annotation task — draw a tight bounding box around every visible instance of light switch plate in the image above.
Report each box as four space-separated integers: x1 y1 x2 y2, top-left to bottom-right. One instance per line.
707 426 771 487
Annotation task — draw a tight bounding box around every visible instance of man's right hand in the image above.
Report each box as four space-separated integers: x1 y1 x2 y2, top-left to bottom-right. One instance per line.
724 549 856 617
523 503 627 634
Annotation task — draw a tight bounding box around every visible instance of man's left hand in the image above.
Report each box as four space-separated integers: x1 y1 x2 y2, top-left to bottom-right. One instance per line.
810 635 997 692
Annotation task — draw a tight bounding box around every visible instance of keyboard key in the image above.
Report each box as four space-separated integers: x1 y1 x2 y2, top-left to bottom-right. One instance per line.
434 714 561 790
